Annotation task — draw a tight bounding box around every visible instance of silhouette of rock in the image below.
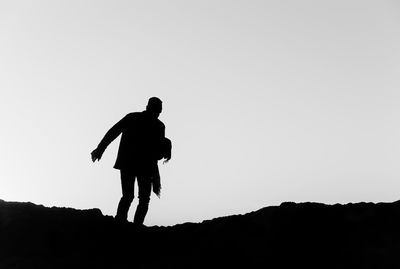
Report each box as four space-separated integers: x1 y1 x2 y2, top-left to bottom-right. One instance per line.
1 199 400 268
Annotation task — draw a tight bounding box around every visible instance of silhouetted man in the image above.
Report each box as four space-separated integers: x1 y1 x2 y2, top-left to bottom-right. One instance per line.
91 97 171 226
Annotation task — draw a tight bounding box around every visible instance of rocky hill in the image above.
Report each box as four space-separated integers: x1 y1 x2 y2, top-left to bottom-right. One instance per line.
1 199 399 268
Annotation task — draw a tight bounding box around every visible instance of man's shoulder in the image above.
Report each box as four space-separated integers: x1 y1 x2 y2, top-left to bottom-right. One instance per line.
119 112 141 125
125 112 141 119
156 118 165 127
125 112 164 128
127 112 141 117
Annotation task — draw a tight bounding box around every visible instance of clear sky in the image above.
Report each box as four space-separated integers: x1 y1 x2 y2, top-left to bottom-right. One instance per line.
1 0 399 226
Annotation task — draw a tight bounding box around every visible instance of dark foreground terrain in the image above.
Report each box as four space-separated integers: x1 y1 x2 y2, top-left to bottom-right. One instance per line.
1 199 400 268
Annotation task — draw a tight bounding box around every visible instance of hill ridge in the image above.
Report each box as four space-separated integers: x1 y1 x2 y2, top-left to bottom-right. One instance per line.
1 199 400 268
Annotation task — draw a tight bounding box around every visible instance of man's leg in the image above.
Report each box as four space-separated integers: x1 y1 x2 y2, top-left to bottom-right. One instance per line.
133 176 152 225
115 170 136 222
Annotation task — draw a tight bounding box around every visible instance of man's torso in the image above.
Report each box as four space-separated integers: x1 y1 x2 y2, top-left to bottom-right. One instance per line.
114 111 165 170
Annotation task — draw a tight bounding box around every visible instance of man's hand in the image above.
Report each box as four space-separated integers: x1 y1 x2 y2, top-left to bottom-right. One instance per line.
163 156 171 164
91 148 103 162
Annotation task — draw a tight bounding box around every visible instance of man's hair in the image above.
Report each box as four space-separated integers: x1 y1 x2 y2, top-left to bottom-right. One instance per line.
146 97 162 113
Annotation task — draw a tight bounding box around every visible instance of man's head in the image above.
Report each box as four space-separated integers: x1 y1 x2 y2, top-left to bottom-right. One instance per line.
146 97 163 118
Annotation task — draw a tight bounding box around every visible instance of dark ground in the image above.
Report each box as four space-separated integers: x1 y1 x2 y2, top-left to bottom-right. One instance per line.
1 199 400 268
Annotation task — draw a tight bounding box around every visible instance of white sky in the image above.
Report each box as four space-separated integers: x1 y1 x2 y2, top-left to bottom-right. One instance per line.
1 0 399 226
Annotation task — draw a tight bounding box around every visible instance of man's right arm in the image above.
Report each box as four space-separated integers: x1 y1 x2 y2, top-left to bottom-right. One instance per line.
91 115 128 162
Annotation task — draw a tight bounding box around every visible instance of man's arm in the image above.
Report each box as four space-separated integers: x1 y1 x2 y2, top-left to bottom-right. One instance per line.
91 115 127 162
163 137 172 164
160 123 171 163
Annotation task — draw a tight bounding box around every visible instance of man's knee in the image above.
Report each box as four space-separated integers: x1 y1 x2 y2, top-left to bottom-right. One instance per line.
122 193 135 203
138 195 150 205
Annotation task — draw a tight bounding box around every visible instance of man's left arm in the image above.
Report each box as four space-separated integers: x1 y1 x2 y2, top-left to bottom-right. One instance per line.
91 115 127 162
160 123 171 163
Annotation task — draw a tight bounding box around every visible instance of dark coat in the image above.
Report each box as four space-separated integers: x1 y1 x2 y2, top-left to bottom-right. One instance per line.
97 111 165 173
